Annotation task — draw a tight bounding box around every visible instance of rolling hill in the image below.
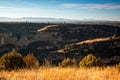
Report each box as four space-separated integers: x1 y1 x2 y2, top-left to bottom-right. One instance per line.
0 22 120 65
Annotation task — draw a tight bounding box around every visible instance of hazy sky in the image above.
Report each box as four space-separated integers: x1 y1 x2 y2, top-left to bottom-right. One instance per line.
0 0 120 21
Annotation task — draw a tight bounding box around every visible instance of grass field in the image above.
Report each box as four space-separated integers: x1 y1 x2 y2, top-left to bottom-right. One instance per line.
0 67 120 80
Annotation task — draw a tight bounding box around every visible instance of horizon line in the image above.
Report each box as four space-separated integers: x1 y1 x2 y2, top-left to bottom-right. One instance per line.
0 16 120 21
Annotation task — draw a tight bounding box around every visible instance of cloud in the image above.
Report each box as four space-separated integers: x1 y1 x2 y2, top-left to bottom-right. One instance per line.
0 6 10 10
60 3 120 9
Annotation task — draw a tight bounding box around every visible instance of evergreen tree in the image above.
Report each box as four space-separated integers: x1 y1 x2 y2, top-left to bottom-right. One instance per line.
0 49 25 70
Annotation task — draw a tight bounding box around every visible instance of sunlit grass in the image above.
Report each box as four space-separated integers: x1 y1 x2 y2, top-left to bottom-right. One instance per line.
37 25 58 32
77 36 120 45
0 67 120 80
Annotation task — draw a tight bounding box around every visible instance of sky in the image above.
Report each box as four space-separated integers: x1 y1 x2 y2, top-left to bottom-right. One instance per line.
0 0 120 21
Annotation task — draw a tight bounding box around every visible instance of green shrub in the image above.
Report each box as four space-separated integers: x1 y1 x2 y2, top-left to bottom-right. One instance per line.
59 58 77 67
23 53 39 69
79 54 103 68
0 49 26 70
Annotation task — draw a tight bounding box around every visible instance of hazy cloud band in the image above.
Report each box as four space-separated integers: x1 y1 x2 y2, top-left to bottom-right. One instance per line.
60 3 120 9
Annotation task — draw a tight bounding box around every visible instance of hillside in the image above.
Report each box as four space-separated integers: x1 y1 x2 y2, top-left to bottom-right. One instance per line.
58 36 120 65
0 22 120 65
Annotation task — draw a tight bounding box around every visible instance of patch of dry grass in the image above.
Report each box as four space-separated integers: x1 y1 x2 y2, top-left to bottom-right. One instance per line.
0 67 120 80
77 36 120 45
37 25 59 32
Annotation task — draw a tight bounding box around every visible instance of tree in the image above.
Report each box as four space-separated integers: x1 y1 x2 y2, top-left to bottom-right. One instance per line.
64 43 79 58
0 49 25 70
79 54 103 68
23 53 39 69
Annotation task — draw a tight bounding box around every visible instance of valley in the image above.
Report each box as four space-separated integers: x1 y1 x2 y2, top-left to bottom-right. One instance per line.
0 22 120 66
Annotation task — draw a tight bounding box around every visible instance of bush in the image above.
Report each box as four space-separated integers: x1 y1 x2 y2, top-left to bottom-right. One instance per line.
116 63 120 71
43 59 52 67
59 58 77 67
79 54 103 68
0 49 25 70
23 53 39 69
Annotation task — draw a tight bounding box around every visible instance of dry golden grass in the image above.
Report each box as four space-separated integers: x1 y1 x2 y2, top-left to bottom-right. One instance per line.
0 67 120 80
77 36 120 45
37 25 59 32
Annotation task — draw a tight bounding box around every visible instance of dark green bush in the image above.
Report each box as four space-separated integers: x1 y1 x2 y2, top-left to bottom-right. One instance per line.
23 53 39 69
0 49 26 70
79 54 103 68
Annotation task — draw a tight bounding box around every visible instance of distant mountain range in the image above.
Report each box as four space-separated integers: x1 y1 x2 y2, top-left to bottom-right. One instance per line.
0 17 109 22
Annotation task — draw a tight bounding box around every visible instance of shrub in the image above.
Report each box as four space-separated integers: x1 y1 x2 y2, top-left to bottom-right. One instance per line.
23 53 39 69
0 49 25 70
43 58 52 67
79 54 103 68
59 58 77 67
116 63 120 71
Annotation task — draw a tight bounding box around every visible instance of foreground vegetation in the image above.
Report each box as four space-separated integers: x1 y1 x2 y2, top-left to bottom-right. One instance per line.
0 49 120 80
0 67 120 80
